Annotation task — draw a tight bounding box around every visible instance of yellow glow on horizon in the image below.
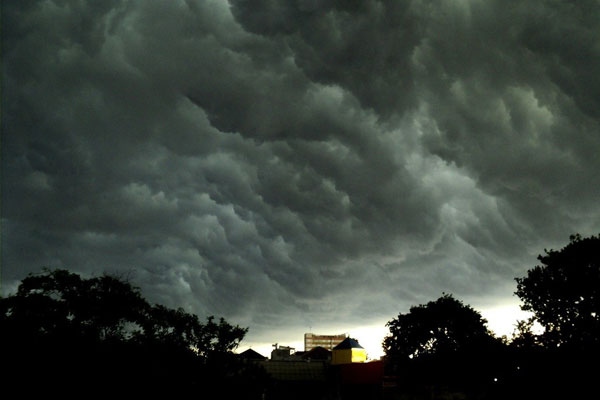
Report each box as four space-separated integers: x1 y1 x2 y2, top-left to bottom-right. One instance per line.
238 305 542 359
347 324 388 360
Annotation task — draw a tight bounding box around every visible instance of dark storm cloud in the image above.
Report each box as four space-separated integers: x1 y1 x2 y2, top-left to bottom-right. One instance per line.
231 0 600 257
3 0 599 343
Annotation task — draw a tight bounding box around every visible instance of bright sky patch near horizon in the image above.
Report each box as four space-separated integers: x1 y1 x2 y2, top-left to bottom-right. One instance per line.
238 303 535 360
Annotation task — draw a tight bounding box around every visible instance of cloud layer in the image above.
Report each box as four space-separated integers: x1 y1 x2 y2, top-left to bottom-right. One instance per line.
3 0 599 343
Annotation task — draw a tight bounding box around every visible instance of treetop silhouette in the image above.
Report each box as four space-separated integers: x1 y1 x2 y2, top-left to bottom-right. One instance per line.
1 268 247 354
515 233 600 349
383 293 496 360
0 269 258 397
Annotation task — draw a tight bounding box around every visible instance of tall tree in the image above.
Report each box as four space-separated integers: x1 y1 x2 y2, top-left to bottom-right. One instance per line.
384 294 495 360
383 294 506 399
515 234 600 349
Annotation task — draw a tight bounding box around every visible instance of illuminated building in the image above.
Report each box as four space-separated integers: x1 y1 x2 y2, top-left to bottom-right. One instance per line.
304 333 347 351
331 337 367 365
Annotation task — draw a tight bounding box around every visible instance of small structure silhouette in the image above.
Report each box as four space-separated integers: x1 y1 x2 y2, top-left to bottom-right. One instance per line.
239 348 267 361
271 344 297 360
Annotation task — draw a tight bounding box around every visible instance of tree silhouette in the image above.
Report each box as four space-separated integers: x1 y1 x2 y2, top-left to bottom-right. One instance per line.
515 233 600 349
0 269 262 397
384 294 495 360
509 234 600 400
1 269 149 343
509 317 540 349
383 294 506 399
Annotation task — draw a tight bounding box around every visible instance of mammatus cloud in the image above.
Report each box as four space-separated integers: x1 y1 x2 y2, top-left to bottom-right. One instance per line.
3 0 599 345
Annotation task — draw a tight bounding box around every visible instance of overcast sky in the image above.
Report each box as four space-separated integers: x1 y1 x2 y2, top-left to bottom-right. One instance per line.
2 0 599 357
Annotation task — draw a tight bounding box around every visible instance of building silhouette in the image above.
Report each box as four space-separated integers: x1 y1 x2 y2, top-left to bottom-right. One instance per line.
241 336 383 399
271 344 297 361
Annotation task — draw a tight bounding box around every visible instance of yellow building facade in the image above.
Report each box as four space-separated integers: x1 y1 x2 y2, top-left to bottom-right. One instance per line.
331 338 367 365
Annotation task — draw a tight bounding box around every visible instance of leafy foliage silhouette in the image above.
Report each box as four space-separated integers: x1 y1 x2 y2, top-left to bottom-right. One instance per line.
383 294 506 399
383 293 496 360
515 233 600 349
380 234 600 400
0 269 266 397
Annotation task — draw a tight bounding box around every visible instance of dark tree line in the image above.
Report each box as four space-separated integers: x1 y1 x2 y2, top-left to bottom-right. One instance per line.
2 234 598 399
383 233 600 400
0 269 267 397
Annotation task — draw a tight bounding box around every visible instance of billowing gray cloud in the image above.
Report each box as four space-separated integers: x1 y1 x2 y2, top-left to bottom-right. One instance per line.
3 0 599 345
